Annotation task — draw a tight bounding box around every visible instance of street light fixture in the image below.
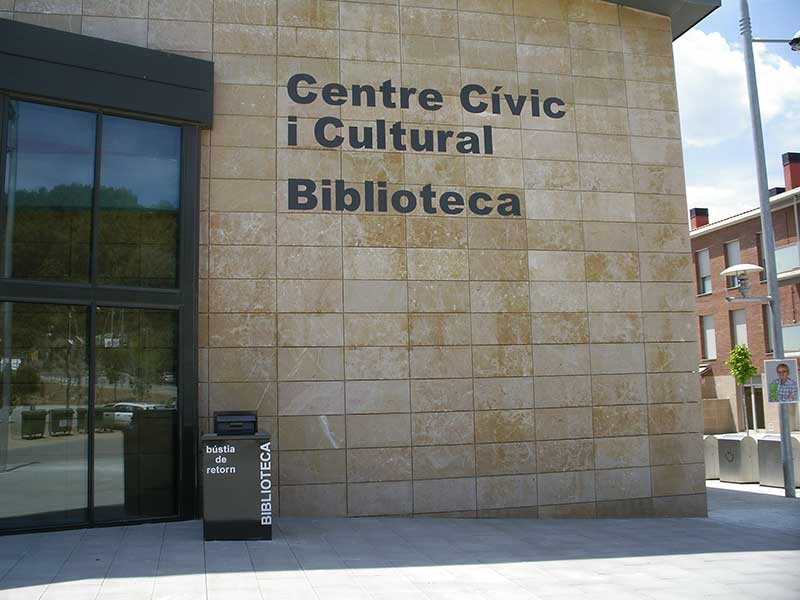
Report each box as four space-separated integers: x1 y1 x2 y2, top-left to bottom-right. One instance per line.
721 264 764 301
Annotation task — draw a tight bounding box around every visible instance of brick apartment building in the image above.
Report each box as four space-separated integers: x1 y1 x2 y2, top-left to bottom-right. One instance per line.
690 153 800 435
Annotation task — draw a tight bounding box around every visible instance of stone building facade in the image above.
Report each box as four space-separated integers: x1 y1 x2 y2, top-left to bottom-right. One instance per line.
2 0 708 519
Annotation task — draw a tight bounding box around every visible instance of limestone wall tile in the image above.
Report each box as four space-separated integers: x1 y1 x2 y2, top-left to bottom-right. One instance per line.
410 345 472 378
214 23 276 54
645 342 698 373
650 432 703 466
148 20 212 52
585 251 639 281
149 0 211 20
523 160 579 190
575 105 629 135
521 130 577 162
534 375 591 408
577 133 631 165
468 218 527 250
409 314 471 345
535 407 592 440
348 413 412 447
620 6 670 31
412 411 474 445
651 463 705 497
524 190 580 222
536 439 594 472
278 279 343 312
570 48 623 79
475 409 535 443
209 245 276 278
470 249 528 281
588 313 642 344
465 157 524 188
277 213 341 246
532 313 589 344
591 373 646 406
514 16 568 46
631 137 682 167
637 223 689 253
344 280 408 312
471 314 532 345
628 108 680 138
537 470 595 505
345 346 410 380
410 378 473 412
592 405 647 437
473 377 533 410
641 282 695 311
589 343 646 375
407 248 469 280
639 253 693 282
459 11 514 41
211 146 276 179
209 314 276 347
635 194 687 224
210 279 276 313
277 245 342 278
529 250 585 281
210 212 276 245
210 382 277 415
347 447 412 482
477 474 537 509
82 0 147 17
400 64 462 95
344 247 407 279
280 415 346 449
413 477 477 513
473 344 533 377
572 76 627 107
583 222 637 252
595 466 651 501
530 281 588 313
278 381 345 415
280 483 347 515
277 347 344 380
624 53 674 83
404 155 464 186
580 162 634 193
349 481 413 515
81 16 147 46
401 34 460 65
342 151 404 182
642 312 695 343
647 372 699 404
649 403 702 435
344 314 408 346
400 6 457 36
279 25 339 57
215 0 276 25
209 347 276 382
340 2 399 32
346 380 410 413
594 435 650 469
277 314 343 346
210 179 276 212
626 80 677 110
343 215 406 247
475 441 536 475
471 281 529 312
527 220 583 251
280 449 346 484
516 44 570 74
413 445 475 479
277 0 338 28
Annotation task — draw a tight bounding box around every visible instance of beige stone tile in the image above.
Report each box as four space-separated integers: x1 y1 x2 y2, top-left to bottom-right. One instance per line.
348 413 411 448
210 179 276 212
570 48 623 79
477 474 537 509
276 213 340 246
400 6 457 37
414 477 476 513
464 157 523 188
620 6 670 31
575 105 629 135
210 212 276 245
470 249 528 281
471 314 532 345
473 377 532 410
148 20 212 52
516 44 570 74
589 342 646 375
594 435 649 469
528 250 585 281
407 248 468 280
149 0 212 20
475 441 536 476
83 0 147 17
209 381 277 415
626 80 677 110
277 347 344 381
523 160 579 190
340 2 399 32
624 53 674 83
347 447 412 482
471 281 529 312
591 373 646 406
213 52 274 85
647 371 699 405
278 381 344 415
650 432 703 466
577 133 631 165
407 217 467 249
209 279 276 313
414 445 475 479
537 470 595 504
515 16 568 46
630 136 682 167
345 346 409 380
641 282 695 312
646 341 697 373
342 151 404 183
635 193 686 224
534 374 591 408
461 39 517 71
459 10 514 41
593 404 647 437
280 449 346 484
535 406 592 440
279 25 339 57
277 314 343 346
349 481 412 515
639 253 692 283
280 483 346 515
341 58 402 88
530 281 588 313
520 130 577 162
596 466 651 502
531 313 588 344
209 245 276 279
585 251 639 281
278 56 340 86
346 380 410 414
210 146 275 179
209 314 276 347
409 314 471 346
582 222 637 252
475 409 535 443
400 64 462 96
408 281 470 312
401 33 459 66
213 23 276 54
81 16 147 46
276 149 339 180
468 219 527 250
473 345 533 378
586 282 642 312
277 245 342 279
343 215 406 248
580 162 634 193
209 347 276 382
649 402 701 435
278 0 338 27
343 247 407 280
344 314 408 347
211 114 276 148
651 463 705 497
410 346 472 379
572 76 626 107
537 439 594 472
588 313 642 344
215 0 276 25
344 280 408 313
524 190 581 220
628 108 680 138
277 279 343 312
279 414 345 449
637 223 689 253
412 411 474 445
643 313 694 345
410 378 473 412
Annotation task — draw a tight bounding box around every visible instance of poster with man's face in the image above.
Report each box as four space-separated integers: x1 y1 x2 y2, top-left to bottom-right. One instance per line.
764 358 800 403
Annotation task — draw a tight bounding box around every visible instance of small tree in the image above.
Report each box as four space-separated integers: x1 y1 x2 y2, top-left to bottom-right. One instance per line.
725 344 758 433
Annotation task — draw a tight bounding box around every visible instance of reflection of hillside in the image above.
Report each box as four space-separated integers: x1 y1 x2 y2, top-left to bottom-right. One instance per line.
15 183 176 210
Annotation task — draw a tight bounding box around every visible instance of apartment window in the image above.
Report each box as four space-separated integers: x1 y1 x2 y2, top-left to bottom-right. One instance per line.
761 305 773 353
730 309 748 347
696 249 711 294
700 315 717 360
724 240 741 288
756 233 767 281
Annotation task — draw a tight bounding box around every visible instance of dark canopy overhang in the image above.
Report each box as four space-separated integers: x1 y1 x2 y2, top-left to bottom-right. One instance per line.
618 0 721 39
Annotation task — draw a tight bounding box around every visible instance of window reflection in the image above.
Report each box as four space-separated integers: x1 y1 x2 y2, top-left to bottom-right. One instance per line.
97 116 180 288
0 302 89 530
2 101 95 281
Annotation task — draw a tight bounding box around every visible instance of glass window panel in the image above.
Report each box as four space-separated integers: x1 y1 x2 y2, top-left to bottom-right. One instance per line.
0 302 89 531
93 307 178 522
724 240 741 288
2 101 95 281
97 116 180 288
696 249 711 294
700 315 716 360
730 309 747 347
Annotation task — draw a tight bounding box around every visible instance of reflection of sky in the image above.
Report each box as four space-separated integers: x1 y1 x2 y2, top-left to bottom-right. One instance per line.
10 102 181 210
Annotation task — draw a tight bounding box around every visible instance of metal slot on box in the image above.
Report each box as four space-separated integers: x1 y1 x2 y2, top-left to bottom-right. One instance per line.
214 411 257 436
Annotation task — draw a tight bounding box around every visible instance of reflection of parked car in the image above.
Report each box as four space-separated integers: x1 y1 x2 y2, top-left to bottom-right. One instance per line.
100 402 163 430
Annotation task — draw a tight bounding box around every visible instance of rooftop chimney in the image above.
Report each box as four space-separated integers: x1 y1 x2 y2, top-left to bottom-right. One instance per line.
784 152 800 191
690 207 709 230
769 187 786 197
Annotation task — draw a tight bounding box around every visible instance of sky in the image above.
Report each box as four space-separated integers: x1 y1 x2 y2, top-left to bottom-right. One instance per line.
674 0 800 222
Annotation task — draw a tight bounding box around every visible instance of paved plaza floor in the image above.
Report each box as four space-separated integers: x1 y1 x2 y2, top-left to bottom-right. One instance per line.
1 483 798 600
